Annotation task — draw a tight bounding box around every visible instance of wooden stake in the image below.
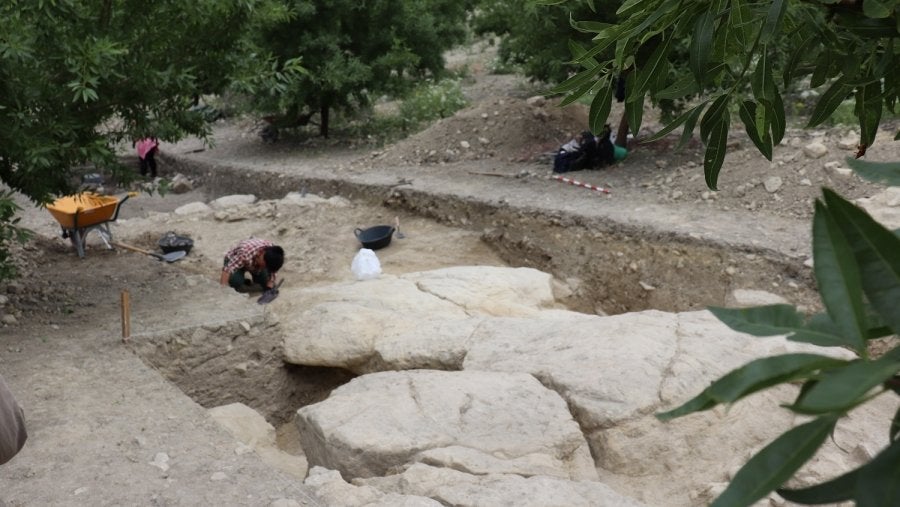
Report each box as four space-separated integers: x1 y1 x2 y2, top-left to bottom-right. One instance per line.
121 290 131 343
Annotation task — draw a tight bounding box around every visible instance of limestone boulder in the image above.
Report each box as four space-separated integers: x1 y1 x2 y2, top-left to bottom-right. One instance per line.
357 463 647 507
280 267 559 372
209 194 257 210
305 467 441 507
209 403 308 480
295 370 596 481
174 202 212 216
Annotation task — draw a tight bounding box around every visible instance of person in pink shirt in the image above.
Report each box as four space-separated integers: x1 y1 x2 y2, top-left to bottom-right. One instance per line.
135 137 159 178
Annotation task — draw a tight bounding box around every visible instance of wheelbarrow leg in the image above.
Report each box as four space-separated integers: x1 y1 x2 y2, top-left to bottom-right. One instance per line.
97 224 113 250
70 229 86 258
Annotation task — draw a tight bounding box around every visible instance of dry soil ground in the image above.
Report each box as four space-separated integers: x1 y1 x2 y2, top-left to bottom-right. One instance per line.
1 40 898 506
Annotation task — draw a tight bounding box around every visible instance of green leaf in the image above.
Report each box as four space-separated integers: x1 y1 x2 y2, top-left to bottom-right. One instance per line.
863 0 893 18
690 10 715 85
833 10 900 38
700 94 730 144
709 305 856 348
856 437 900 507
633 34 673 98
678 103 705 150
589 81 614 134
783 36 815 87
793 348 900 414
550 66 600 96
823 189 900 332
657 354 846 421
846 158 900 186
655 72 700 100
567 40 599 70
738 100 772 160
767 88 786 145
643 102 709 143
559 77 597 107
711 416 837 507
760 0 788 44
857 80 883 148
703 117 729 190
752 46 774 103
777 467 858 504
813 200 869 353
807 79 854 128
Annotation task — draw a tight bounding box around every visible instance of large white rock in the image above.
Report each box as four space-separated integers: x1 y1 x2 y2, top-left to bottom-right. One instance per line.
174 201 212 215
209 194 257 209
855 186 900 230
295 370 596 481
305 467 441 506
280 267 559 372
357 463 647 507
209 403 308 480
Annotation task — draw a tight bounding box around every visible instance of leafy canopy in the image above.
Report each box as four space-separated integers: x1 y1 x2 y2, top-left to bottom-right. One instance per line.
249 0 474 137
546 0 899 189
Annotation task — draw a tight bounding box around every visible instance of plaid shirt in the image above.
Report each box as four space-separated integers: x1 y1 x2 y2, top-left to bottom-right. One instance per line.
223 239 275 281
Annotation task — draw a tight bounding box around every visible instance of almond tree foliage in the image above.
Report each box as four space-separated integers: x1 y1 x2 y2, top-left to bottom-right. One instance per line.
472 0 621 84
0 0 297 279
541 1 900 505
248 0 475 138
546 0 899 190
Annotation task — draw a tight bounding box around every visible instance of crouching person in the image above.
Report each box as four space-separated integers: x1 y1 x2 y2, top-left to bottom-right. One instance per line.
220 238 284 292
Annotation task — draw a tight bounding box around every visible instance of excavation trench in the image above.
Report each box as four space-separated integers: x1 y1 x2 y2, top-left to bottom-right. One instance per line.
131 154 820 458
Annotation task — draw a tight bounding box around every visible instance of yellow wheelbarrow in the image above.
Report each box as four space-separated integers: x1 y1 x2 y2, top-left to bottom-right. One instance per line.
46 192 133 258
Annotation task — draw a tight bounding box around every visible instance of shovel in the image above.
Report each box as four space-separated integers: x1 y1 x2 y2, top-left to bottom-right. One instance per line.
110 241 186 263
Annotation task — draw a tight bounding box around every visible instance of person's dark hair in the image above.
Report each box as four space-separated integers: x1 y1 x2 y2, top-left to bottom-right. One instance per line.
263 246 284 273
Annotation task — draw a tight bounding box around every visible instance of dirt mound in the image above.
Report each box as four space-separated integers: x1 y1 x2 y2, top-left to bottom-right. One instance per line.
372 96 591 166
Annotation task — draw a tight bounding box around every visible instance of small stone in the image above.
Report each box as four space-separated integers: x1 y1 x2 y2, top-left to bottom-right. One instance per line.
639 281 656 291
800 178 812 186
480 113 489 119
0 295 8 306
629 262 638 272
838 134 858 150
2 314 17 325
671 190 683 199
701 191 710 200
764 176 783 193
74 487 89 496
211 472 228 481
150 452 170 472
803 142 828 159
804 257 814 268
655 159 668 169
725 266 737 276
460 140 470 149
834 167 853 177
240 321 251 332
478 137 490 145
526 96 546 107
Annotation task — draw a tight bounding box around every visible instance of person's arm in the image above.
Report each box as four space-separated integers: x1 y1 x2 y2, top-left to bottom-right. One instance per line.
0 374 27 465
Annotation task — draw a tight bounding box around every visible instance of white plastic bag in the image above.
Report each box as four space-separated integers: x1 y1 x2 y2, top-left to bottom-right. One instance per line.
351 248 382 281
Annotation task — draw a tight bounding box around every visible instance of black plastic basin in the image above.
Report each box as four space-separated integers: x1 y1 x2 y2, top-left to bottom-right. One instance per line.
354 225 394 250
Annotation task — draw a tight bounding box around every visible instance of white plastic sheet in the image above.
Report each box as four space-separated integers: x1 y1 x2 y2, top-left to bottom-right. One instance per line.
351 248 382 281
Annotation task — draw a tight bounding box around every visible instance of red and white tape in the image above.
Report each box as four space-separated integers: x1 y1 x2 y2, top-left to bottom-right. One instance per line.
550 174 610 194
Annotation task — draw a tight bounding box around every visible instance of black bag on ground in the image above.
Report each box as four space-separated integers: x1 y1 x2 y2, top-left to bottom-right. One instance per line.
553 127 615 173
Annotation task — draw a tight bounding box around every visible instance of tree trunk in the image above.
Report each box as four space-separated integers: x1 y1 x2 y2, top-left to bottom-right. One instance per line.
616 110 629 148
319 105 330 138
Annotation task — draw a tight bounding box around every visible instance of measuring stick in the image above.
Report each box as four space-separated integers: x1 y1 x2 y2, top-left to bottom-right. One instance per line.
550 174 610 194
121 290 131 342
